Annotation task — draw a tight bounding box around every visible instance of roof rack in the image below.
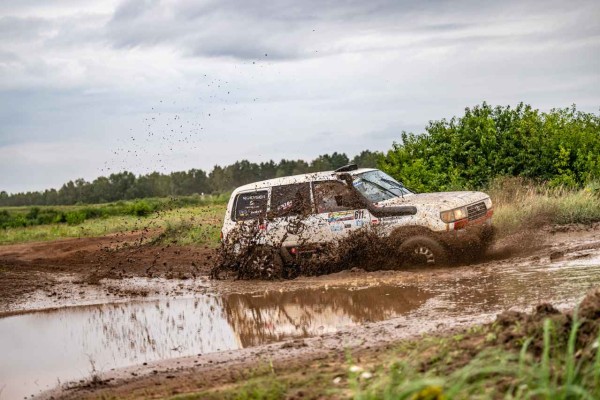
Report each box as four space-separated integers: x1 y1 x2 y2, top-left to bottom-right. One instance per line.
334 164 358 172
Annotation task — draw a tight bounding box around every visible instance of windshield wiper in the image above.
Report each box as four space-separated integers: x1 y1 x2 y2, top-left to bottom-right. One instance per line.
381 178 407 199
360 178 399 200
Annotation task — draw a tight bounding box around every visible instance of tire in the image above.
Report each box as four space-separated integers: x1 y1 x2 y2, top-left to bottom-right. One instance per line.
245 246 284 279
399 236 448 266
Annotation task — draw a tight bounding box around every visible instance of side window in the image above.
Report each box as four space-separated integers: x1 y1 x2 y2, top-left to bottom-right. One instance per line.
313 181 358 213
270 183 312 218
233 190 268 221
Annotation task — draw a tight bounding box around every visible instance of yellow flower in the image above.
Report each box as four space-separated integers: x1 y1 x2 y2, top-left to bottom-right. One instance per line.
410 385 446 400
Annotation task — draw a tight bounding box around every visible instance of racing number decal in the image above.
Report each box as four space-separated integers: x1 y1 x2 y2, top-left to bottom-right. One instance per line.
354 210 365 220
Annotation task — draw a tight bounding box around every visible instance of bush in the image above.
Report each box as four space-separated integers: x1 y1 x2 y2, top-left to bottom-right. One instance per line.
130 200 152 217
381 103 600 192
65 211 86 225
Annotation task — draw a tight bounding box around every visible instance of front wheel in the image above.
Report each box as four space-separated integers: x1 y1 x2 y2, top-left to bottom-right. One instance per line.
399 236 448 266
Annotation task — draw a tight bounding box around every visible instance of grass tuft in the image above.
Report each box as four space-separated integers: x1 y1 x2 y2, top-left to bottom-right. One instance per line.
487 177 600 237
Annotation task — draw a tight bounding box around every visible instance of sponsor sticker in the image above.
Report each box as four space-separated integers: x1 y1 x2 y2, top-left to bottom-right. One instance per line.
380 216 405 225
330 224 344 232
327 211 355 224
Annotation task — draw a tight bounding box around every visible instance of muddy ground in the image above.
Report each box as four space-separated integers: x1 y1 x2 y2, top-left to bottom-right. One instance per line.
0 232 216 314
1 224 600 399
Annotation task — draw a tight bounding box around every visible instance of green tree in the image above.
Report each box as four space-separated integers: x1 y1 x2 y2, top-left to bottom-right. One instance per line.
351 150 384 168
381 103 600 192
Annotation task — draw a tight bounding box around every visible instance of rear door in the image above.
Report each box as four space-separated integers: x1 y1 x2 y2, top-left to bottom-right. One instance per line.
310 181 371 243
268 183 313 246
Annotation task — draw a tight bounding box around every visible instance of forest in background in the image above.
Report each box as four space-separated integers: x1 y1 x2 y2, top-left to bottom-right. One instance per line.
0 151 381 207
2 102 599 208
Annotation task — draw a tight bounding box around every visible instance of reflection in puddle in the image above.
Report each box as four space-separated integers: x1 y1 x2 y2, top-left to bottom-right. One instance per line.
2 254 600 399
224 286 429 347
0 285 428 399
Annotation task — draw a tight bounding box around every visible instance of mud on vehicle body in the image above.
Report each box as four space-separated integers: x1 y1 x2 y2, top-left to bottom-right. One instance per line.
219 165 494 277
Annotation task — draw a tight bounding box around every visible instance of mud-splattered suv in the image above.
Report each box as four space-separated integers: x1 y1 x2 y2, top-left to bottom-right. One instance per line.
221 165 494 269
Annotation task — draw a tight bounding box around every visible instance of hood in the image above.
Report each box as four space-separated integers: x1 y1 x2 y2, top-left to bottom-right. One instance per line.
375 191 489 211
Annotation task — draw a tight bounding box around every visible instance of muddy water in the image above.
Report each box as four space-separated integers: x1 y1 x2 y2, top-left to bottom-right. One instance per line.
1 286 427 399
2 252 600 399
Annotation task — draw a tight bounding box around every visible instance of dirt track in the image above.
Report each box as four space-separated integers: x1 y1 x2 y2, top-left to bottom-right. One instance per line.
0 232 216 314
1 224 600 399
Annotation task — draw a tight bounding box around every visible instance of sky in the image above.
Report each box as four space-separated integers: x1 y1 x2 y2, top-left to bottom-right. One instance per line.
0 0 599 193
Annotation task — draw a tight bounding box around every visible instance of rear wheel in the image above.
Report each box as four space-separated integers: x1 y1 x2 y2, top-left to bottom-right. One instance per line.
399 236 448 266
243 246 284 279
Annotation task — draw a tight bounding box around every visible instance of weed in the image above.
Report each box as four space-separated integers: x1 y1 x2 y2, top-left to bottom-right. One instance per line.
0 204 226 245
488 177 600 237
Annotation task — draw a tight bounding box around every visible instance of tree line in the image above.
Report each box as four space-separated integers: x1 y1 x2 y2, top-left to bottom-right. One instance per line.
0 151 382 206
2 102 598 207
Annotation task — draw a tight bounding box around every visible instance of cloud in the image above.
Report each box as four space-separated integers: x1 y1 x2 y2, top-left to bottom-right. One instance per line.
100 0 600 61
0 0 599 192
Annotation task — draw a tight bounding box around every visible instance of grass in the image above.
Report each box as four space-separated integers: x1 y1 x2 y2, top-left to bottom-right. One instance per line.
0 204 226 246
2 178 600 246
350 321 599 399
171 379 287 400
488 177 600 237
164 300 600 400
0 194 229 229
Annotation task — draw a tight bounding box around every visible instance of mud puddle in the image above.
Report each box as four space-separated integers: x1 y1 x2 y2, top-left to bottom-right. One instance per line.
1 285 425 399
3 250 600 399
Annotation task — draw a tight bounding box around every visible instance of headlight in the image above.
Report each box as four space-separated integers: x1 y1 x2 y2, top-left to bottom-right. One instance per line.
483 197 493 209
440 206 468 223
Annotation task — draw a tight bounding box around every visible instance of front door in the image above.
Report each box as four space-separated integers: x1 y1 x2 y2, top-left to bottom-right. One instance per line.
310 180 371 243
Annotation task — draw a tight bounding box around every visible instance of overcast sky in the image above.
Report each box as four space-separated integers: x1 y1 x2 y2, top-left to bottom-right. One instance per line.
1 0 599 193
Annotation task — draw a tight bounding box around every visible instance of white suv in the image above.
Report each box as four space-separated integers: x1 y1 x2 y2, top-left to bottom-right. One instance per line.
221 165 494 269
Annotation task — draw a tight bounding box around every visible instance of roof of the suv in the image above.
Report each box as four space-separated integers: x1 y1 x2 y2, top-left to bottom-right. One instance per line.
232 168 377 194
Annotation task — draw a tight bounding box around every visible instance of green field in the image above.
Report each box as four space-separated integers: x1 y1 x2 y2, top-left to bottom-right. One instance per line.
0 203 227 246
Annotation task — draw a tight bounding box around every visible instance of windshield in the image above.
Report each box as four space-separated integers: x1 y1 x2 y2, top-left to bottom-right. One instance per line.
352 170 413 203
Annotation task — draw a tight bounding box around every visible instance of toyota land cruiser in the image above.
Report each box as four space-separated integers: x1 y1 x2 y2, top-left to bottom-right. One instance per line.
221 165 494 268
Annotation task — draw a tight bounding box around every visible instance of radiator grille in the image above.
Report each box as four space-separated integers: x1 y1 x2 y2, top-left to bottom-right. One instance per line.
467 202 487 221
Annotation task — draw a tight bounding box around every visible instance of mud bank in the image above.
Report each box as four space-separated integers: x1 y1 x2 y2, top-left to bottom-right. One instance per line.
0 233 217 313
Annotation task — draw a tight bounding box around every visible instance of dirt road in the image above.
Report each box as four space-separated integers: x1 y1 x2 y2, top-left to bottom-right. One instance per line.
0 232 216 314
1 225 599 399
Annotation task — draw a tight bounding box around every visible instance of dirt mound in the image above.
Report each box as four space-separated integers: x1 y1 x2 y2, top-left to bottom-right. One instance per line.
0 234 217 308
495 288 600 358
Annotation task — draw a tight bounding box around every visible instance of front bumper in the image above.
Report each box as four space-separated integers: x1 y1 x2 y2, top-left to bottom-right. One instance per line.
439 220 495 252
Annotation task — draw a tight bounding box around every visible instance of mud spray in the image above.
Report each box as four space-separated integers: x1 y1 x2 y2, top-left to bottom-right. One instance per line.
211 223 499 280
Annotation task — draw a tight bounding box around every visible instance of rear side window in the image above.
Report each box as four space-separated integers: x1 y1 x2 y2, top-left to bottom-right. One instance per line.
233 190 268 221
270 183 312 218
